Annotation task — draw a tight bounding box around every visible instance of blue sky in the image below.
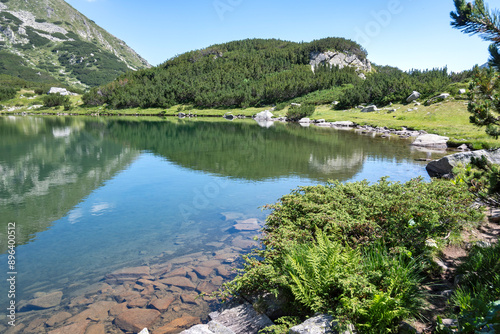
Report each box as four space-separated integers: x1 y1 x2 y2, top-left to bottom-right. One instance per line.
65 0 494 72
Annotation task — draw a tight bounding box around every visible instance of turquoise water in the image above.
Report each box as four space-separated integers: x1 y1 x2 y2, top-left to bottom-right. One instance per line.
0 116 445 321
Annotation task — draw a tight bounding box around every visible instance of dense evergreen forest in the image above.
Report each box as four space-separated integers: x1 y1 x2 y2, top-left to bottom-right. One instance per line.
82 38 472 109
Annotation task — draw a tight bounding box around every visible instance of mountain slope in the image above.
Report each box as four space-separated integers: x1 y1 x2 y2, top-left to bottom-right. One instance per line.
0 0 150 88
84 37 372 109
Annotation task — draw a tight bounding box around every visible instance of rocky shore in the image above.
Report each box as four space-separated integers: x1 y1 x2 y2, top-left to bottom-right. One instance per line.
1 216 264 334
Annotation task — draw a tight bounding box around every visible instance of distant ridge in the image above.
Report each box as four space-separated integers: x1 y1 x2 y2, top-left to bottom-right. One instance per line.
0 0 150 88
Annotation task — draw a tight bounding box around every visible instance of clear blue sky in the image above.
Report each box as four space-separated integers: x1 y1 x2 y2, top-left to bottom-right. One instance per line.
65 0 494 72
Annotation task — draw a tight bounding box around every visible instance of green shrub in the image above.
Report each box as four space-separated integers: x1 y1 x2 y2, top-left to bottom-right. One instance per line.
222 178 482 333
286 104 315 121
43 93 70 107
0 87 16 101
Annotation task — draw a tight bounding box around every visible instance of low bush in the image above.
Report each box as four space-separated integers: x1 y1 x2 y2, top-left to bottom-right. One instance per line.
286 104 315 121
0 87 16 101
222 178 483 333
43 93 70 107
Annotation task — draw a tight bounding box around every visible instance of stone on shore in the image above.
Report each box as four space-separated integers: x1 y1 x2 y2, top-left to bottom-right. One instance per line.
331 121 354 127
209 302 274 334
411 134 449 149
254 110 273 121
114 308 160 333
290 314 355 334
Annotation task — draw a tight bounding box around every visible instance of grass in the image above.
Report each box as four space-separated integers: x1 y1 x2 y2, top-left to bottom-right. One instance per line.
1 93 498 148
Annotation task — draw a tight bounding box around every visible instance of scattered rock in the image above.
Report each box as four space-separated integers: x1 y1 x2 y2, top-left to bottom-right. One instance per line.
361 105 377 112
458 88 466 94
114 308 161 333
406 91 421 102
298 118 311 123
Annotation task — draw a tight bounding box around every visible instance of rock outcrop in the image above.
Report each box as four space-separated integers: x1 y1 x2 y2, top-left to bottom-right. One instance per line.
310 51 371 76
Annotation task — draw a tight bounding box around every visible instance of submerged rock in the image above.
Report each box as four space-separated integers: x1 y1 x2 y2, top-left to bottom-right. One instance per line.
22 291 63 311
114 308 160 333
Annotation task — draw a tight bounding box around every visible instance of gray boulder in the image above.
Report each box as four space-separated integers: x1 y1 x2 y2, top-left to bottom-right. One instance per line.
361 105 378 113
458 88 466 94
254 110 273 121
426 148 500 178
298 118 311 123
290 315 356 334
209 302 274 334
406 91 420 103
411 134 449 149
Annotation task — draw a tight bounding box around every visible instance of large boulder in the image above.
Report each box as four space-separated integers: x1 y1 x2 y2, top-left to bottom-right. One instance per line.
254 110 273 121
361 105 377 112
411 134 449 149
406 91 420 103
426 149 500 178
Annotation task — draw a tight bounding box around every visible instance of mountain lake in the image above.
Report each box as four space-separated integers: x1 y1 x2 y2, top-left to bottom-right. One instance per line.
0 116 448 333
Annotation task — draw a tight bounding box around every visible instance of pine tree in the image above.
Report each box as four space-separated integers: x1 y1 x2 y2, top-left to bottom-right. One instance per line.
451 1 500 138
451 0 500 69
